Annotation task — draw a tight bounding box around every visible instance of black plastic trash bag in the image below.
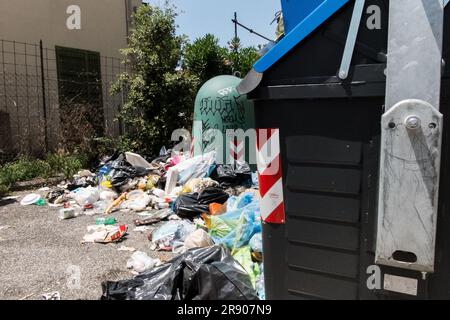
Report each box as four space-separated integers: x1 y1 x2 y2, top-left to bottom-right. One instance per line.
104 154 149 189
211 162 252 188
101 245 258 300
174 187 229 219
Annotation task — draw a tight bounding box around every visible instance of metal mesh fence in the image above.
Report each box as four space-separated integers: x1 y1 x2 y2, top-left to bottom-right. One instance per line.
0 39 128 160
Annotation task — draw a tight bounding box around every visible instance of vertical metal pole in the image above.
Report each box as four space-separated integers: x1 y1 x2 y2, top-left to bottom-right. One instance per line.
1 40 7 114
13 41 20 151
39 40 48 152
24 43 31 154
234 12 238 41
233 12 239 76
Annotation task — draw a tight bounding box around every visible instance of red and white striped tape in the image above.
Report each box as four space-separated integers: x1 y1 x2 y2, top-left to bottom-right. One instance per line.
229 138 245 163
257 128 286 224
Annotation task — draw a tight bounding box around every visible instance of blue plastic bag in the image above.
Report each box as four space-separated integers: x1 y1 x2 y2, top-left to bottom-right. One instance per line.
211 198 262 250
249 232 263 253
226 192 255 212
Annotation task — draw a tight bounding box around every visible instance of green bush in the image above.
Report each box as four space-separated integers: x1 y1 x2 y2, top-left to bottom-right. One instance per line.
0 154 87 195
45 154 86 179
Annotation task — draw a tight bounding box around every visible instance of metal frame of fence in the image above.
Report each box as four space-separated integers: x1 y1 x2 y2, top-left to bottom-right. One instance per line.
0 38 128 159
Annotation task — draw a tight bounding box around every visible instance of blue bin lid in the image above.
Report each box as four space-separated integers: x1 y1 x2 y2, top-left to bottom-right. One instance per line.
281 0 328 34
254 0 350 73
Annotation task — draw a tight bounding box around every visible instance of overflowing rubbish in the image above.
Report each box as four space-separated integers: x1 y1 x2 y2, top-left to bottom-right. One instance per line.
21 147 264 299
101 246 258 300
82 225 127 244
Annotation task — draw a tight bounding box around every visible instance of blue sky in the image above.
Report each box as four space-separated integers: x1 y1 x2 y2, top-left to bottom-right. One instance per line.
144 0 281 47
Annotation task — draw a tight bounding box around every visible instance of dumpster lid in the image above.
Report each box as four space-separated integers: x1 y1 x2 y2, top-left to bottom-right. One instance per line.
237 0 349 95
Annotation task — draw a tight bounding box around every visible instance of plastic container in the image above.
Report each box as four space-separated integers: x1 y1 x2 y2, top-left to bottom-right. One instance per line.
59 208 80 220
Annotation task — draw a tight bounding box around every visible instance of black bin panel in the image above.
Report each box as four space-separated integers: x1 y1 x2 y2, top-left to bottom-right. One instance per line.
286 136 362 165
287 219 360 251
287 243 359 279
285 190 360 223
286 269 359 300
286 165 361 195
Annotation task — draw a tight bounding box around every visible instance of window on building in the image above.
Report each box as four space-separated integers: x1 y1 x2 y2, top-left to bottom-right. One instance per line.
55 46 104 136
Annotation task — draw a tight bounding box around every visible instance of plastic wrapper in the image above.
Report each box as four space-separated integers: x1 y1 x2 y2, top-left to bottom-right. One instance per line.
151 220 196 250
133 209 173 226
101 245 258 300
174 187 229 219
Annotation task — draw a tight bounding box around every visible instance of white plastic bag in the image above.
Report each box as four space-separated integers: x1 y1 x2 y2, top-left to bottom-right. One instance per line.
72 186 99 206
126 251 161 273
173 151 216 185
184 229 214 249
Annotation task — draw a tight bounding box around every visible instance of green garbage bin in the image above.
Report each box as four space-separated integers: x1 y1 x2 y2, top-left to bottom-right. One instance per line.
192 75 255 164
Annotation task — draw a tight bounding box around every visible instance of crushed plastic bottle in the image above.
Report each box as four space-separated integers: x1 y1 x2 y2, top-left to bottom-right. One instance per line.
95 217 117 225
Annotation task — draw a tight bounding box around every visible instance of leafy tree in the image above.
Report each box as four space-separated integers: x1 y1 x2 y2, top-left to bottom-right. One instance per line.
184 34 231 85
111 4 199 157
227 37 260 78
184 35 260 86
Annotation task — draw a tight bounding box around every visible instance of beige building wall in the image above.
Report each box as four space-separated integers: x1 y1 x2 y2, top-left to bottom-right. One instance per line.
0 0 143 58
0 0 142 155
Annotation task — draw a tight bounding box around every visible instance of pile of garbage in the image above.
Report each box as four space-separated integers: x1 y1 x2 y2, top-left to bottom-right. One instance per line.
21 149 265 300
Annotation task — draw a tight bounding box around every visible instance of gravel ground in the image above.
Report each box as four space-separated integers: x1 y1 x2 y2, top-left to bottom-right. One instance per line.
0 190 174 300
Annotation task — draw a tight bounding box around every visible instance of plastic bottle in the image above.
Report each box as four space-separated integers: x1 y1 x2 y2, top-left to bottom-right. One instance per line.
95 217 117 225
